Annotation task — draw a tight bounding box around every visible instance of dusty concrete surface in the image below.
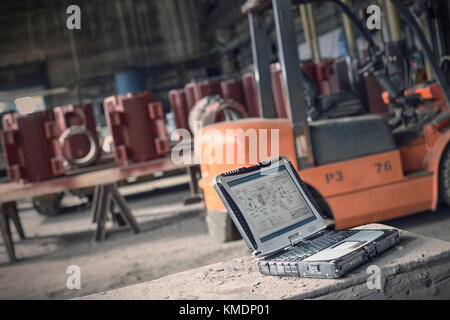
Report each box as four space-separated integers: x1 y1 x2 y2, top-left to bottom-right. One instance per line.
1 173 450 299
0 175 249 299
81 224 450 300
385 204 450 242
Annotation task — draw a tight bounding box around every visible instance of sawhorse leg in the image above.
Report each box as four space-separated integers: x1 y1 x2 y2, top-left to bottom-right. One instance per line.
184 165 203 205
91 183 140 241
0 202 25 262
4 202 25 240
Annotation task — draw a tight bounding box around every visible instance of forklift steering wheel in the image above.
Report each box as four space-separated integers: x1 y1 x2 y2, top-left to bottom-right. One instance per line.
358 59 376 75
357 50 385 76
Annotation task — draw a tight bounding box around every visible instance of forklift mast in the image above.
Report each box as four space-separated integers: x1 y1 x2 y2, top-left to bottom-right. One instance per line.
246 0 316 170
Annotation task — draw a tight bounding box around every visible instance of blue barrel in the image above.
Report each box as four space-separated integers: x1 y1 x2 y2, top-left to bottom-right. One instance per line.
115 70 145 95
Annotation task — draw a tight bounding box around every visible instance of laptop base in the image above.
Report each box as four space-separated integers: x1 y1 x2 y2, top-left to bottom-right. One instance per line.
258 228 399 278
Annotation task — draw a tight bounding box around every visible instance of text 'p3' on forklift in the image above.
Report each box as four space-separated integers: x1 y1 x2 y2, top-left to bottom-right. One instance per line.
196 0 450 242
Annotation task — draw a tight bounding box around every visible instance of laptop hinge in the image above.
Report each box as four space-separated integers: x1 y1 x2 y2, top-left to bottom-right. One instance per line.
252 250 262 257
288 232 303 246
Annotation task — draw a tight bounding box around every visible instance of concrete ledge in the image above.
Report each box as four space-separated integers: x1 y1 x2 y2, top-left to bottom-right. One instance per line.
81 224 450 300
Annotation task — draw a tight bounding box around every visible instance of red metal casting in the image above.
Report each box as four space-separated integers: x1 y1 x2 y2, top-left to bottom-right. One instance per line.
104 91 169 166
0 110 64 183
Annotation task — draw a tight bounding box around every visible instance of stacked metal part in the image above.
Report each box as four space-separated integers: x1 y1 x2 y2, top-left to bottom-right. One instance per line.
220 79 247 112
183 80 223 113
53 104 100 168
0 104 103 184
271 63 289 119
0 110 65 183
104 91 170 166
188 96 248 135
184 83 197 112
168 89 191 133
170 80 231 134
241 72 261 117
300 61 317 90
313 59 335 96
192 80 222 102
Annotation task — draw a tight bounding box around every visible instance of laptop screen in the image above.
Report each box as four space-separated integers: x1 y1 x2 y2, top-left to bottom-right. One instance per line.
228 165 317 243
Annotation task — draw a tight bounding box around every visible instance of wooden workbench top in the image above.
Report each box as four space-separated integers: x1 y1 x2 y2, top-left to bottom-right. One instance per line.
0 156 195 203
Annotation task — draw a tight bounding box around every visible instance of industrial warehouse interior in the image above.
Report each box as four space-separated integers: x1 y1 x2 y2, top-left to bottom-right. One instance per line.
1 0 450 306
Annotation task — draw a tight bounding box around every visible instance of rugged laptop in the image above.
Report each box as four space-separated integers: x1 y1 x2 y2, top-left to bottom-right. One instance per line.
214 156 399 278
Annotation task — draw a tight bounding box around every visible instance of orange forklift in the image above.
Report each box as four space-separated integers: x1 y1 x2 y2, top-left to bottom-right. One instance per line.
197 0 450 242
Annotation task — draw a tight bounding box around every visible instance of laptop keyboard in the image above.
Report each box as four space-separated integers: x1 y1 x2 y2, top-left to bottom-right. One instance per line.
271 230 358 261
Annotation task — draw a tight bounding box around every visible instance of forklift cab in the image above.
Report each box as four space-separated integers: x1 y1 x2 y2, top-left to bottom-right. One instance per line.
244 0 449 169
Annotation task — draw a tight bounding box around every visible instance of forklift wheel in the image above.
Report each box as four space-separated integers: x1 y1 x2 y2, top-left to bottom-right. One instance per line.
439 145 450 207
32 193 64 217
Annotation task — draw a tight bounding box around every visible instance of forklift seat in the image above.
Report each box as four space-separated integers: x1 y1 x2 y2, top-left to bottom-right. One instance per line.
309 114 397 166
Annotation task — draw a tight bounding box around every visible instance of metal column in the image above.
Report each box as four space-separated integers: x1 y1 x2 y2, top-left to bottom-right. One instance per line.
341 0 356 57
272 0 314 169
306 4 321 62
248 12 277 118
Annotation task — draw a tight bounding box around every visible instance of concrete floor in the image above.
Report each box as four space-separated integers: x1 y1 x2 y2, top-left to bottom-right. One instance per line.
1 174 450 299
0 175 250 299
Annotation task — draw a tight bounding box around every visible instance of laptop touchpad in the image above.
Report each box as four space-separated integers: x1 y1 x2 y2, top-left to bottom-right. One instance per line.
303 230 384 261
331 240 364 250
304 241 366 261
